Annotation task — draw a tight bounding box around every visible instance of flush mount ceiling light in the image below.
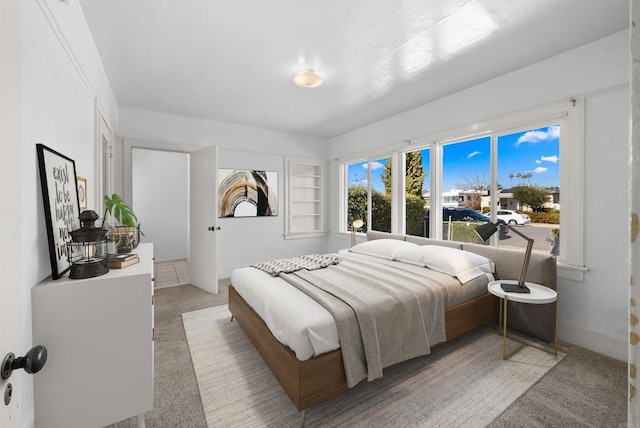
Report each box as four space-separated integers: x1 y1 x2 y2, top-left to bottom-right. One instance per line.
293 70 323 88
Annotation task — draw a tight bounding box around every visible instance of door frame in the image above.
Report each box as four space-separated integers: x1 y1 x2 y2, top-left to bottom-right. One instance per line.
0 0 24 426
94 102 114 216
123 137 211 268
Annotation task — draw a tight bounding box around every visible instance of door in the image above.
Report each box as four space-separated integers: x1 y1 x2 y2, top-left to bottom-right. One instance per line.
1 0 23 425
94 105 114 216
190 145 218 294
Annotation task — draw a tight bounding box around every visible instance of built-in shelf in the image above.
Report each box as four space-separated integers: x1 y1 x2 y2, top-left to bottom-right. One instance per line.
285 157 326 239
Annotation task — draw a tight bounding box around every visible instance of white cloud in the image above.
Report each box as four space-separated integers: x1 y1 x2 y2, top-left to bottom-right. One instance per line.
516 125 560 145
535 160 542 164
362 161 385 170
467 151 481 159
541 155 559 163
534 167 548 173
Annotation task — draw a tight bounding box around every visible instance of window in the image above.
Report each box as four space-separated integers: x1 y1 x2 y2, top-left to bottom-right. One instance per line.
496 125 560 253
440 136 490 243
345 156 392 234
405 148 430 237
339 99 583 279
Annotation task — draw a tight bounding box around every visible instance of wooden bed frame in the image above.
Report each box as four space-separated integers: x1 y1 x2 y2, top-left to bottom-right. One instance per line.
228 284 499 411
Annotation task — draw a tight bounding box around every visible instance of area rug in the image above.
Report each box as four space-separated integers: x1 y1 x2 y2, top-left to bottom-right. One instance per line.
183 305 565 428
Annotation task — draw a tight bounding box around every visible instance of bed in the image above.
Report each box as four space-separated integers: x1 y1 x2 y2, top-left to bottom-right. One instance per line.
228 231 557 411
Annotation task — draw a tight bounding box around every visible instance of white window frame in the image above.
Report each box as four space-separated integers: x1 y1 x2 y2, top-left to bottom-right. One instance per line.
339 98 585 280
340 152 394 236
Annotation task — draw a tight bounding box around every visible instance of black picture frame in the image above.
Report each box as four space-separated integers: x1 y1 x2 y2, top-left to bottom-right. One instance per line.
36 144 81 279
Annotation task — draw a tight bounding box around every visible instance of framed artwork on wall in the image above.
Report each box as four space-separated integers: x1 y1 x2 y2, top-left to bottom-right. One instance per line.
77 176 87 210
36 144 81 279
218 169 278 218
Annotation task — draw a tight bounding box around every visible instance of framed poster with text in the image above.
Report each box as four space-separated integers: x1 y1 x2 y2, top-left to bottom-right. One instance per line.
36 144 81 279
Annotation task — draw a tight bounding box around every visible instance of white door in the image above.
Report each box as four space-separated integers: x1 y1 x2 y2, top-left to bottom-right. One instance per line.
94 105 114 216
190 145 219 294
1 0 23 425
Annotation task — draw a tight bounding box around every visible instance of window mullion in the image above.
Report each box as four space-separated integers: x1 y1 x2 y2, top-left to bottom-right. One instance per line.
431 142 443 240
490 133 498 246
391 151 403 234
367 160 372 232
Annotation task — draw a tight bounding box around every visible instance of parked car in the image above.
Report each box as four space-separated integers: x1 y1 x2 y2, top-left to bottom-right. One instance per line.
422 207 508 238
425 207 507 225
488 209 531 225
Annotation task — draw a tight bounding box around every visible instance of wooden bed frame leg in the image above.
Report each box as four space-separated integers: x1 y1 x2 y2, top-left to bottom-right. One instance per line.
230 315 234 322
299 410 306 428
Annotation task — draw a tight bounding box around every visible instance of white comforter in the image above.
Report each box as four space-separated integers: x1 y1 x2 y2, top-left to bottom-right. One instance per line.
231 266 340 360
230 254 492 362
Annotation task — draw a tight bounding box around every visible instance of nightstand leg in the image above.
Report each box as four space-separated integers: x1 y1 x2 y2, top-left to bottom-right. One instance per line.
502 295 526 360
554 296 559 356
497 295 503 334
502 296 508 358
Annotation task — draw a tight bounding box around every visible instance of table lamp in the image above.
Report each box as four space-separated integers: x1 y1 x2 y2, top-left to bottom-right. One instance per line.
351 219 364 247
475 222 534 293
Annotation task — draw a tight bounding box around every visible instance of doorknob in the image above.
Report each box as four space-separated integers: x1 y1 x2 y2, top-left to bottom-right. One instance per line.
1 345 48 380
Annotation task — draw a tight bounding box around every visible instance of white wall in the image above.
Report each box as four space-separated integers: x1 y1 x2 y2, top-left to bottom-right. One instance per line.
21 0 118 426
327 30 630 361
132 148 189 261
118 107 329 275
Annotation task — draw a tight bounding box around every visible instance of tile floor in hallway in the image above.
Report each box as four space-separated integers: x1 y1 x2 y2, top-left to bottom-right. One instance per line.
154 259 190 288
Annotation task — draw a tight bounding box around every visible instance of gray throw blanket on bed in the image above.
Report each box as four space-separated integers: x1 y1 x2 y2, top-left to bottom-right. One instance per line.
280 252 447 388
252 254 341 277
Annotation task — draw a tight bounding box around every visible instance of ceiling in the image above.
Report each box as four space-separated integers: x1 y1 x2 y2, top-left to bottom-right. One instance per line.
79 0 629 139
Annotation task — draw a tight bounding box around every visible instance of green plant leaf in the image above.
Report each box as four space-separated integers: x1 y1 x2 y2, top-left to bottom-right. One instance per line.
103 193 142 234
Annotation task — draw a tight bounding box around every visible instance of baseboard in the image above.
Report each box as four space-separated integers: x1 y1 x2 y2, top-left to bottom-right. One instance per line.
154 257 188 263
559 320 627 362
218 265 245 280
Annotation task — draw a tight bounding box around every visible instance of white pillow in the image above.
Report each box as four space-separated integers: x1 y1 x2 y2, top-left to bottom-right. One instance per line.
397 245 495 283
349 239 419 260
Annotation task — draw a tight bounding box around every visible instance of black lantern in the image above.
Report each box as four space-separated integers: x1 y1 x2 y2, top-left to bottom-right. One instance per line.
67 210 109 279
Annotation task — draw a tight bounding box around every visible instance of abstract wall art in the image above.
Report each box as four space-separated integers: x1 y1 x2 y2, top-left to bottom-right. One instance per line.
218 169 278 217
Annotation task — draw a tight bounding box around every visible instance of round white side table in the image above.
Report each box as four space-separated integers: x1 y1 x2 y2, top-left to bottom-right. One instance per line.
487 280 559 360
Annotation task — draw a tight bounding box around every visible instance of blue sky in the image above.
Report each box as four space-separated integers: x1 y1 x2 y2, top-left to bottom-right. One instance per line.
348 125 560 192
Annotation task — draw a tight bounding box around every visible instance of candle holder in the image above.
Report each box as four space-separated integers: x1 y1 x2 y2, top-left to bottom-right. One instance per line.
67 210 109 279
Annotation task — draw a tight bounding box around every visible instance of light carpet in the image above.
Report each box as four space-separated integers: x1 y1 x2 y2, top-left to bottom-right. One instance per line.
183 305 565 428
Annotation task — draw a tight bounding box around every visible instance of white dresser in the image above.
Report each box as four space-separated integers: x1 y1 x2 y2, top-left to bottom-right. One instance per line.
32 243 154 428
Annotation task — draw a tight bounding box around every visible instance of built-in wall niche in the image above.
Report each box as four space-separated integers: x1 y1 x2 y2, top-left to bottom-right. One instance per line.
285 157 326 239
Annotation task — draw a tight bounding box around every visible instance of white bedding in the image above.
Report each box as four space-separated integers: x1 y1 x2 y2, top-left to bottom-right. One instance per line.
230 252 493 361
231 266 340 360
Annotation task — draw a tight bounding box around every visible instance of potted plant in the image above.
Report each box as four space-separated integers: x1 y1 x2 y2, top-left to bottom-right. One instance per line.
101 193 144 252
